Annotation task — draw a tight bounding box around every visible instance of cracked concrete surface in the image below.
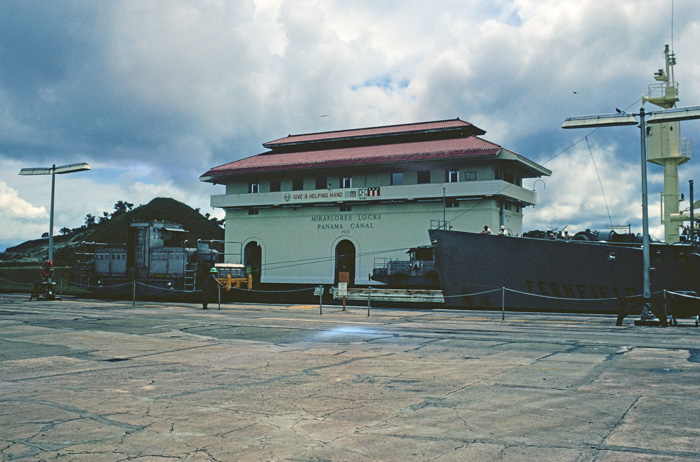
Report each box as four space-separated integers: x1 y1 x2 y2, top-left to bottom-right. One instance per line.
1 294 700 461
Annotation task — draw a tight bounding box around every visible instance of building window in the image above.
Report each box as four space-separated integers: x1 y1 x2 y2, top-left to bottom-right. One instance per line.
315 176 328 189
341 177 352 188
464 171 476 181
340 203 351 212
249 182 259 193
270 179 281 192
391 172 404 186
417 170 431 184
248 208 259 215
446 198 459 208
447 170 459 183
292 178 304 191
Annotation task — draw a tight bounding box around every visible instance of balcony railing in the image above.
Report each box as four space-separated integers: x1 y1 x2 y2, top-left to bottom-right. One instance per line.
211 180 537 209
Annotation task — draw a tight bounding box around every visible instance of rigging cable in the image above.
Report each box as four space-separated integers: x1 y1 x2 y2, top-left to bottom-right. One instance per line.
585 136 614 227
541 98 641 166
446 97 644 230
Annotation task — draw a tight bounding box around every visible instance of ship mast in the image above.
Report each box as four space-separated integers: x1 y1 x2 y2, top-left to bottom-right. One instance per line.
642 44 691 243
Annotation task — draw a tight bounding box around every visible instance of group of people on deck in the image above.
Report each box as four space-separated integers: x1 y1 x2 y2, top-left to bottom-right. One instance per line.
546 229 572 240
480 226 574 240
481 225 509 236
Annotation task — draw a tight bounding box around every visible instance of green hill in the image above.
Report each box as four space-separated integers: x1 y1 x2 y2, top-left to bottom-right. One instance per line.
2 197 224 264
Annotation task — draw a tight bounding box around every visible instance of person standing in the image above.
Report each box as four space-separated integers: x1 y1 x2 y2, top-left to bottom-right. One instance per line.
202 267 222 310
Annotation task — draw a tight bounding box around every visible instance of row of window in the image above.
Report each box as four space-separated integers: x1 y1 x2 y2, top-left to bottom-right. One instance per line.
390 169 477 185
250 176 350 193
245 199 521 215
249 170 481 194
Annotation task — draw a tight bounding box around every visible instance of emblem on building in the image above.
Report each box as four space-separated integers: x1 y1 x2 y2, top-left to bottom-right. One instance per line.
284 193 292 202
358 187 381 198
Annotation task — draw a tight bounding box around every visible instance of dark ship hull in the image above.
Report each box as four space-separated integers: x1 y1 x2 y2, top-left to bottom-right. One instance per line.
429 229 700 313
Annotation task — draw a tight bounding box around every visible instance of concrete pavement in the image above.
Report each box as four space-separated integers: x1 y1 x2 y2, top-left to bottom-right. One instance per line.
1 293 699 461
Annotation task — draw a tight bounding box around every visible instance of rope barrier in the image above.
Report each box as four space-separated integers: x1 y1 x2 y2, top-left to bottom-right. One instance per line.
71 280 134 290
664 290 700 300
505 287 628 302
0 276 34 287
4 273 700 307
136 281 199 294
440 287 673 303
441 288 502 299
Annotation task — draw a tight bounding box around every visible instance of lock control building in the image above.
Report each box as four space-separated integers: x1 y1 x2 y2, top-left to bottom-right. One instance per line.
200 119 550 287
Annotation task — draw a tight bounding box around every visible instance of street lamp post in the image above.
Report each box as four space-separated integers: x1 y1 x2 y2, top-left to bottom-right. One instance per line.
638 108 651 307
563 105 700 318
19 162 91 275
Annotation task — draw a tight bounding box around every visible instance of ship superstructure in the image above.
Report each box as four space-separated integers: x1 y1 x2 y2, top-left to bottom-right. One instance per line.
643 45 692 243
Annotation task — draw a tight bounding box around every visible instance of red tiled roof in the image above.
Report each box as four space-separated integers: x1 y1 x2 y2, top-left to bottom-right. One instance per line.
263 118 483 147
201 136 502 180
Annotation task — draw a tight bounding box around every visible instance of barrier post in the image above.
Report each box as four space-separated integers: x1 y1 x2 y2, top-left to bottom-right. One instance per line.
338 282 348 311
315 286 324 315
60 279 63 301
218 284 221 310
663 289 668 325
338 273 349 311
133 280 136 306
367 286 371 317
501 287 505 321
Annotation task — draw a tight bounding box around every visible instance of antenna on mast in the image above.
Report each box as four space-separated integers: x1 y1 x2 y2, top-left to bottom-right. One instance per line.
671 0 674 53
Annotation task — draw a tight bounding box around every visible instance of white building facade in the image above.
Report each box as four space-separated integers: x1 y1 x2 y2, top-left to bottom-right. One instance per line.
201 119 550 287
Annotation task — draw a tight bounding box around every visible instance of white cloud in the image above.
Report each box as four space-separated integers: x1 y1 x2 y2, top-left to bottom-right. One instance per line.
524 140 669 239
0 180 49 251
0 181 46 219
1 0 699 250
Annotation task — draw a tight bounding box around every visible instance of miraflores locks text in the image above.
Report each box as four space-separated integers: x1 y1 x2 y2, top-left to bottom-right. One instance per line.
312 213 382 232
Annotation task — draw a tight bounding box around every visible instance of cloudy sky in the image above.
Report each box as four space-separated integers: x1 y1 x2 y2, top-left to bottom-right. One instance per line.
2 0 700 251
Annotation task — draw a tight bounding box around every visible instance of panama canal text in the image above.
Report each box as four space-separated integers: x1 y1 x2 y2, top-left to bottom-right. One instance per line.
312 213 382 232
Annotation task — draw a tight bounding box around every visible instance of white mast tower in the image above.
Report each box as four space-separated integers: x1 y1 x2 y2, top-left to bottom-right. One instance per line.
642 44 692 243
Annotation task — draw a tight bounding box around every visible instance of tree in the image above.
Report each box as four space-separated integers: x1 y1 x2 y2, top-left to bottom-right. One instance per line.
42 232 49 239
111 201 134 219
60 227 72 235
85 214 96 228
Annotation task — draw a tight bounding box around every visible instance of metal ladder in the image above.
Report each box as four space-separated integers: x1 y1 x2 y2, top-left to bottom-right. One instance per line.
184 263 197 292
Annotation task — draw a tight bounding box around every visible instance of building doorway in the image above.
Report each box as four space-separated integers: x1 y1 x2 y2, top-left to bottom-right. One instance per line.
334 240 356 286
244 241 262 287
